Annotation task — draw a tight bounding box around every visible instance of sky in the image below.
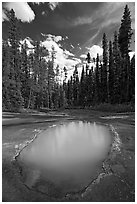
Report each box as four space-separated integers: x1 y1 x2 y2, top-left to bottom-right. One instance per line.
2 2 135 74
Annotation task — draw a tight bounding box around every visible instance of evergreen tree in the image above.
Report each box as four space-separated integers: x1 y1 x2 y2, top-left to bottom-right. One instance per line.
67 76 73 106
59 85 67 108
99 63 103 103
39 57 48 108
62 66 68 107
33 41 41 109
2 41 11 109
102 33 108 102
84 64 89 106
118 4 133 58
129 55 135 102
86 52 91 63
95 53 100 103
8 9 23 110
79 66 85 106
108 40 114 103
87 67 94 105
47 47 55 108
27 53 35 109
20 41 30 108
73 66 79 106
118 5 133 102
113 32 122 103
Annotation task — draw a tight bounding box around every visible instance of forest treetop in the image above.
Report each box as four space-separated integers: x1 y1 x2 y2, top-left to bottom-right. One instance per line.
2 4 135 111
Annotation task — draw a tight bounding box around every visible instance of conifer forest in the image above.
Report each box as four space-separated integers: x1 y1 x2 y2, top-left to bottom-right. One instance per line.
2 5 135 111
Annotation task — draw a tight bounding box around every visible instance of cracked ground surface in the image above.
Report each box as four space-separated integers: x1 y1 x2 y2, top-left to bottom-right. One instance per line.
2 109 135 202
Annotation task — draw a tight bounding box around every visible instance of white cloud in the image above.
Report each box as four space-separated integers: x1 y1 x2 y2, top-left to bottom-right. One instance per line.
3 2 35 22
40 34 81 73
80 45 103 66
80 54 87 59
48 2 60 11
86 45 103 58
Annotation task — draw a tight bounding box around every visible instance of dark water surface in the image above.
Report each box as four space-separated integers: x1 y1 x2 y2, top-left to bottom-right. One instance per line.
17 121 112 197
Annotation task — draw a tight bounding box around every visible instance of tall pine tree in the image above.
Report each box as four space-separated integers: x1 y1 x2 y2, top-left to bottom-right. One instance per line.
118 5 133 102
102 33 108 102
118 4 133 58
95 53 100 103
129 55 135 103
2 41 11 109
113 31 121 103
8 9 23 110
73 66 79 106
108 40 114 103
20 41 30 108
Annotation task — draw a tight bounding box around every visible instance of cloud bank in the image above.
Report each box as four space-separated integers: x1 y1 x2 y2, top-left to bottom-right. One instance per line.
40 34 81 72
72 2 134 28
3 2 35 22
80 45 103 60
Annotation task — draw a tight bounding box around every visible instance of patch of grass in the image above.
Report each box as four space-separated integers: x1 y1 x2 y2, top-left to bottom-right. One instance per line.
90 103 135 113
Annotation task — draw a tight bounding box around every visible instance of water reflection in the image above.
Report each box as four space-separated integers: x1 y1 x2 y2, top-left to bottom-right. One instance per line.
17 121 112 195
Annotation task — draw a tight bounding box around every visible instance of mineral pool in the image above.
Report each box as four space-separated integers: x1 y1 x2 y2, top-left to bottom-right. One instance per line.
17 121 112 197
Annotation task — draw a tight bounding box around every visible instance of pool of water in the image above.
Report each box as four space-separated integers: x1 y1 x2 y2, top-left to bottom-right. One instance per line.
17 121 112 197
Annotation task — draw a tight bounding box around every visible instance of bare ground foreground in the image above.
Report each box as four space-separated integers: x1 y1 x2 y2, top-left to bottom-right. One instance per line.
2 109 135 202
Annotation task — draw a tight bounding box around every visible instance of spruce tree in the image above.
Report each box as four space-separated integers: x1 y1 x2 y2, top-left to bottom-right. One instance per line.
95 53 100 103
20 41 30 108
129 55 135 103
108 40 114 103
46 47 55 109
118 4 133 58
33 41 41 109
73 66 79 106
39 57 48 108
99 63 103 103
8 9 23 110
67 76 73 106
86 52 91 63
2 41 11 109
102 33 108 102
27 53 35 109
118 5 133 102
87 67 94 105
79 66 85 106
112 32 121 103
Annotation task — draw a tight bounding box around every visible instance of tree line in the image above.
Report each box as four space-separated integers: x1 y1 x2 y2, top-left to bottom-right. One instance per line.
2 5 135 111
